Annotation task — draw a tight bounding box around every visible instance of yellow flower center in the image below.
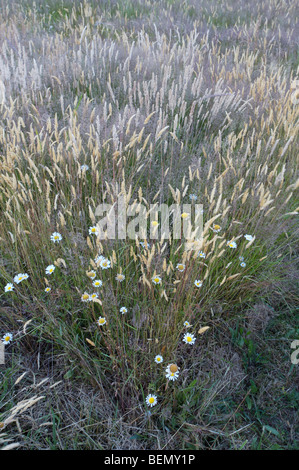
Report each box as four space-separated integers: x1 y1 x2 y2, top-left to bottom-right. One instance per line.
170 364 178 373
154 278 160 283
99 318 105 324
149 397 154 404
214 224 220 230
181 212 189 219
187 336 192 342
5 336 9 341
82 294 89 300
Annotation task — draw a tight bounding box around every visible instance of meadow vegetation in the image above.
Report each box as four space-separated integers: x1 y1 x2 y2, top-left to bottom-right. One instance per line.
0 0 298 450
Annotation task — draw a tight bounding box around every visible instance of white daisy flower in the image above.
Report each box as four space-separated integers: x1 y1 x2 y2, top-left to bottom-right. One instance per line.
152 276 162 285
81 293 91 302
146 394 157 408
115 273 125 282
240 262 246 268
46 265 55 275
120 307 127 314
212 224 221 233
165 364 180 381
87 271 96 280
90 293 99 301
97 317 106 326
50 232 62 243
227 241 237 249
2 333 13 345
154 355 163 364
4 283 14 292
14 274 23 284
45 287 51 293
239 256 245 261
95 254 105 264
100 258 111 270
140 241 150 249
81 164 89 171
183 333 196 345
184 321 191 328
89 226 99 236
194 280 202 288
176 263 185 272
92 279 103 288
244 234 253 241
197 251 206 259
189 194 198 201
13 273 29 284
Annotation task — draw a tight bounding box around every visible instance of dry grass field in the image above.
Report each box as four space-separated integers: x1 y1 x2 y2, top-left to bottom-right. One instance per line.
0 0 298 450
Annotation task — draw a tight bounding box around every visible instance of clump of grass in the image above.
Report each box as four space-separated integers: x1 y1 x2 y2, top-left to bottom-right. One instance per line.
0 0 298 442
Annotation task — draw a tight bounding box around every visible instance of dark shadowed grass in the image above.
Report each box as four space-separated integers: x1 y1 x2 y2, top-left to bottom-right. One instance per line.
1 272 298 449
